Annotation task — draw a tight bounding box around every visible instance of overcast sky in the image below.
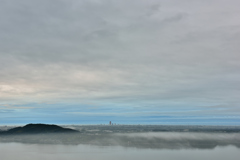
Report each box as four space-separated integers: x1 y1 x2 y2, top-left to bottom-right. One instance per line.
0 0 240 125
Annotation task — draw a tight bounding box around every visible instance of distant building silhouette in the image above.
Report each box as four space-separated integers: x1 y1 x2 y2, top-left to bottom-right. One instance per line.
109 121 111 125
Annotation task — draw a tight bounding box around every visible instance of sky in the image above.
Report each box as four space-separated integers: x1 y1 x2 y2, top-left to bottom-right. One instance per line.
0 0 240 125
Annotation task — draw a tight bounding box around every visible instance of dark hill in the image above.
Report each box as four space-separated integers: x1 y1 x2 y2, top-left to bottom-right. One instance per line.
0 124 78 135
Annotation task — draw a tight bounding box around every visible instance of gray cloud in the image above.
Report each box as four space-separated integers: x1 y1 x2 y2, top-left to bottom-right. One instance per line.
0 0 239 117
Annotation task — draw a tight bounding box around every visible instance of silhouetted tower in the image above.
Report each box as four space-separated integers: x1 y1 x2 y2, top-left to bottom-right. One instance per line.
109 121 111 125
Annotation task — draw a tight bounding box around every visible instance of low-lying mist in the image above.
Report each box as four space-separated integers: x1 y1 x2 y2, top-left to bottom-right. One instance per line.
1 125 240 149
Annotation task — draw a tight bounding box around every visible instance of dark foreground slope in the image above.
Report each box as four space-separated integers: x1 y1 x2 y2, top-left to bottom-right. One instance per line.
0 124 78 135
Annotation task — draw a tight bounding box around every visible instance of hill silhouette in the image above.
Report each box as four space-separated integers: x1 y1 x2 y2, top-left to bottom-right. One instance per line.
0 124 78 135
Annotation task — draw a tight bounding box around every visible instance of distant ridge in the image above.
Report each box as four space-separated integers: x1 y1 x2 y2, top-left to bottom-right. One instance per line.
0 123 78 135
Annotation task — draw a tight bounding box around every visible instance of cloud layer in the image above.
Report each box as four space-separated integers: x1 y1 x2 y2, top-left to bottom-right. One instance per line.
0 0 240 124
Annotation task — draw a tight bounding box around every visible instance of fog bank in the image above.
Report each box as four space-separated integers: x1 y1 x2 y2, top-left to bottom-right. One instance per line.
0 143 240 160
